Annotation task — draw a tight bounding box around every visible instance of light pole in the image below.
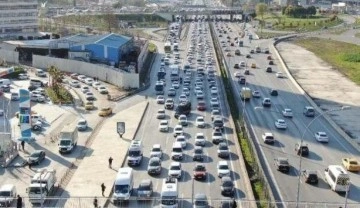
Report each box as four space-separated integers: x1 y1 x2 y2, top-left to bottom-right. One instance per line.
39 169 46 208
295 106 350 208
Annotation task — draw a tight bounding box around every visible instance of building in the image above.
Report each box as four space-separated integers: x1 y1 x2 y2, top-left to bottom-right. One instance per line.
0 0 38 38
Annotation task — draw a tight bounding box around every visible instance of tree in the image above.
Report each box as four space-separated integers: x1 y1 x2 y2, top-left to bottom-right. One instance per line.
256 3 268 34
48 66 63 94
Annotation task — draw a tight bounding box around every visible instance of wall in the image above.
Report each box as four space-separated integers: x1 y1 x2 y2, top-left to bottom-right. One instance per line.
0 49 19 64
32 55 139 89
137 40 149 75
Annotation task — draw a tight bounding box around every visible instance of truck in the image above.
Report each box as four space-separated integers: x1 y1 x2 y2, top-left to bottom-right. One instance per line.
240 87 252 101
58 122 78 153
27 169 56 205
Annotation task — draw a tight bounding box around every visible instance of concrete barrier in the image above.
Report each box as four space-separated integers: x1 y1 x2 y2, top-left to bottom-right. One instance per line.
0 49 19 64
272 37 360 153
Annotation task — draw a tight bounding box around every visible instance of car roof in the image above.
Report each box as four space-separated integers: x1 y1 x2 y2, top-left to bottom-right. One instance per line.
153 144 161 149
195 193 207 200
139 179 152 187
218 160 228 165
264 132 273 136
277 157 288 161
171 161 180 166
221 176 232 182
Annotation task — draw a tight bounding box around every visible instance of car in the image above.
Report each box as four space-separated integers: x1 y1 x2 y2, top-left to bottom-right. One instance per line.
169 162 182 179
178 114 188 126
30 94 46 103
251 63 256 68
250 49 254 54
98 107 112 116
159 120 169 132
276 72 285 78
295 143 309 156
165 98 174 109
182 87 190 96
342 158 360 172
275 119 287 129
172 81 180 89
282 108 293 118
262 132 275 144
239 61 246 67
270 89 278 96
266 67 272 73
197 101 206 111
314 132 329 143
81 86 90 93
234 49 240 55
176 135 187 149
234 63 240 69
196 116 206 128
92 81 102 89
196 91 204 99
195 133 206 146
83 101 95 111
226 52 231 57
84 78 94 86
269 60 274 65
156 95 165 104
267 55 272 60
220 197 236 208
77 75 87 82
179 94 188 103
246 54 251 58
193 163 207 180
238 77 246 85
0 85 10 93
28 150 46 165
193 146 204 161
217 161 230 178
210 87 218 95
147 157 162 175
150 144 163 159
303 106 315 117
168 88 176 97
221 176 235 196
70 80 81 88
234 72 242 78
194 193 209 208
262 98 271 107
212 129 224 144
77 119 88 131
244 69 250 75
213 116 224 130
10 92 19 101
274 157 290 173
252 90 261 98
98 86 108 94
264 48 270 54
302 170 318 184
218 142 230 158
137 179 153 200
85 92 95 101
18 73 29 80
173 125 183 137
156 109 166 119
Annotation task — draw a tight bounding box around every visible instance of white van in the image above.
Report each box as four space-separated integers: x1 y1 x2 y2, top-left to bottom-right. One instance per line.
113 167 133 204
0 79 11 86
160 177 178 208
30 79 44 88
0 184 17 207
35 69 46 77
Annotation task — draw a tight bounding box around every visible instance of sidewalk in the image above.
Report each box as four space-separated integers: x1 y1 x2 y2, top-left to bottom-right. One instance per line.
56 101 149 207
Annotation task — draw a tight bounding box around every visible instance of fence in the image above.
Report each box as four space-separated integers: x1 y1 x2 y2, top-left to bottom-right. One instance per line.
2 197 356 208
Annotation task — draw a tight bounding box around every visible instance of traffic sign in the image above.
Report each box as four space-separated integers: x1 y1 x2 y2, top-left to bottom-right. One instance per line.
117 122 125 135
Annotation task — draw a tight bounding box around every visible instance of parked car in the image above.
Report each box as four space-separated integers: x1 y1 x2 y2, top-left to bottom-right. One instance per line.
28 150 46 165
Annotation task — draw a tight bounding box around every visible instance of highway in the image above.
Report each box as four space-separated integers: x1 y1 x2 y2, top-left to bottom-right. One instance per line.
215 21 360 206
113 20 252 207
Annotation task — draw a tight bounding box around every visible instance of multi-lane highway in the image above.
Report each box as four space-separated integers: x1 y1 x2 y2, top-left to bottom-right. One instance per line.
112 19 252 207
215 21 360 206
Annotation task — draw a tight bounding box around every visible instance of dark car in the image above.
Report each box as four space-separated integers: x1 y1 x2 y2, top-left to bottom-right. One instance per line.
28 150 46 165
234 63 240 69
0 85 10 92
266 67 272 73
175 101 191 118
269 60 274 65
197 101 206 111
295 143 309 156
194 193 209 208
274 157 290 173
137 179 153 200
193 146 204 161
193 163 207 180
302 170 318 184
220 197 236 208
213 116 224 131
238 77 246 85
221 176 235 196
270 89 278 96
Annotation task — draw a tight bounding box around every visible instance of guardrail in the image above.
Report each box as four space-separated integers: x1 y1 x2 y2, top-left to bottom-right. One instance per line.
272 36 360 153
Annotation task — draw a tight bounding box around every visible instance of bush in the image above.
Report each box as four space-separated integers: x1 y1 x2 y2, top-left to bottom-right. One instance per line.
342 53 360 63
3 66 26 79
148 43 156 53
46 86 73 104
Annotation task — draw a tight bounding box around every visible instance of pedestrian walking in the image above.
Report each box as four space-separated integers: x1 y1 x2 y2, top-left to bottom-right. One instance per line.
101 183 106 196
28 162 32 170
21 141 25 151
93 197 98 208
108 157 113 168
232 198 237 208
17 195 22 208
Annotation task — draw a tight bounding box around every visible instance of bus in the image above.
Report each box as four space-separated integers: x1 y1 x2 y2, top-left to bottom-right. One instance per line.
324 165 350 192
164 42 172 53
169 65 180 82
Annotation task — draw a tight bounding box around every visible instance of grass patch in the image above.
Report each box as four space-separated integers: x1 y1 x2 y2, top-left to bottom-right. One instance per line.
256 31 291 39
148 43 156 53
355 33 360 38
46 86 73 104
328 28 348 35
295 37 360 84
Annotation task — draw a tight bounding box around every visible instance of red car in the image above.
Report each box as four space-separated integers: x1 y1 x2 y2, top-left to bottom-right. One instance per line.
193 164 207 180
197 101 206 111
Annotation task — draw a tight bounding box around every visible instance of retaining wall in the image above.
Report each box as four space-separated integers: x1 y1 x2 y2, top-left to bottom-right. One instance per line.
0 49 19 64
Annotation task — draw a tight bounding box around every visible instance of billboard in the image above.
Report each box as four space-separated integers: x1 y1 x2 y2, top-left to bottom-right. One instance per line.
18 89 32 141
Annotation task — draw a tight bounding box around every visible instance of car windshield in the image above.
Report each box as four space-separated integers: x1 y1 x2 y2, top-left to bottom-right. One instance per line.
195 199 208 206
28 187 46 194
149 160 160 166
31 152 41 157
161 196 177 205
78 121 86 125
219 145 228 150
279 160 288 165
129 150 141 156
60 140 71 146
173 148 182 153
152 148 161 152
350 161 358 165
170 165 180 170
0 191 10 197
138 185 151 191
222 181 233 187
219 165 228 170
114 185 129 194
195 166 205 171
195 149 203 154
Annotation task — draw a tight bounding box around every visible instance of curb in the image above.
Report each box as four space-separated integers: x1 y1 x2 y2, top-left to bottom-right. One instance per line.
272 37 360 153
103 101 149 207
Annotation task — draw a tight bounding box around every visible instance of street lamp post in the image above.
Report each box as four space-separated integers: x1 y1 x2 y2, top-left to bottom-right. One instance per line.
295 106 350 208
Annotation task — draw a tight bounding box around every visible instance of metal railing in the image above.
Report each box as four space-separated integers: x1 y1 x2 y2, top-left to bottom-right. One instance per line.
5 197 359 208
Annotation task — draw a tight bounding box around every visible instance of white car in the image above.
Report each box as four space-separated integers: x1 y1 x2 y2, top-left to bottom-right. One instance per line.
70 80 81 88
92 82 102 89
173 125 183 137
176 135 187 149
194 86 202 93
182 87 190 96
156 95 165 104
211 87 218 95
178 115 188 126
210 97 219 106
169 162 182 179
85 92 95 101
179 94 188 103
77 119 88 131
195 133 206 146
98 86 108 94
282 108 293 118
252 90 261 98
172 81 180 89
159 120 169 132
275 119 287 129
217 161 230 178
84 78 94 85
196 116 206 128
77 75 87 82
196 91 204 99
30 94 45 102
315 132 329 143
156 109 166 119
234 72 242 78
240 61 246 67
276 72 285 78
81 86 90 93
18 73 29 80
150 144 163 158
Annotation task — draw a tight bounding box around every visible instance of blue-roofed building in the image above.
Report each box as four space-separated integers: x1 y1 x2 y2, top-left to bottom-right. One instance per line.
68 33 134 66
